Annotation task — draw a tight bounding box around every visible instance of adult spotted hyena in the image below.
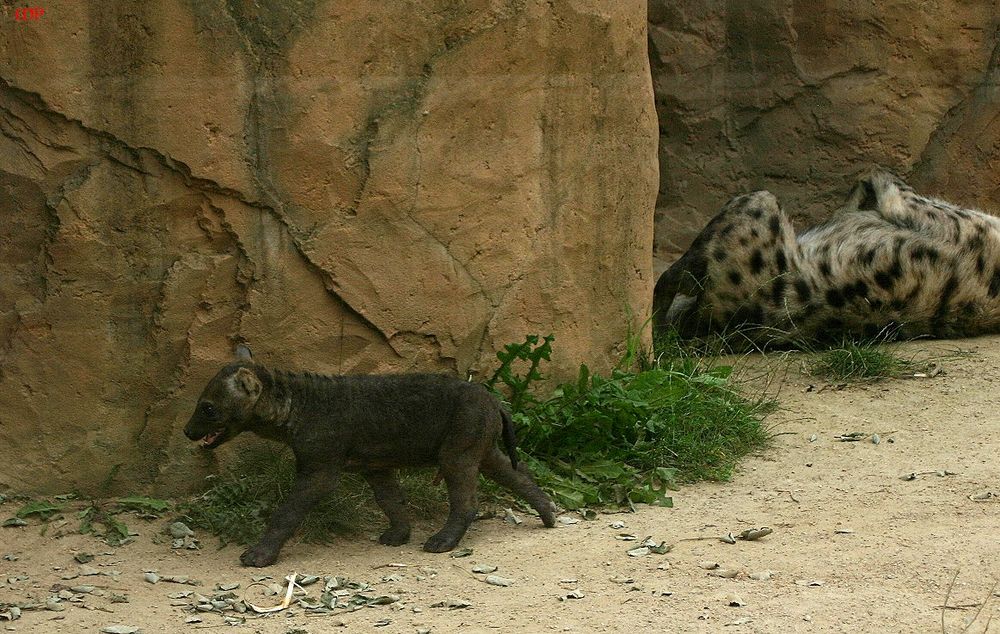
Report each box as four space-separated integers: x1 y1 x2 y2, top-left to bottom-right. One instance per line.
654 169 1000 345
185 346 556 567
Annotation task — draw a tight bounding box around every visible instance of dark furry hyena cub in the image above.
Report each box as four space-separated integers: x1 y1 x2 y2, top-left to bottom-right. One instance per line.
185 345 557 567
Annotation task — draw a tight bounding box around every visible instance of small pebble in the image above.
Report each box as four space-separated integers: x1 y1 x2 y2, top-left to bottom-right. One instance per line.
484 575 513 587
168 522 194 539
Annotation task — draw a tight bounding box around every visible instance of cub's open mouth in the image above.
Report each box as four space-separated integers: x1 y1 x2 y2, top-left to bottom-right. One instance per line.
198 428 227 448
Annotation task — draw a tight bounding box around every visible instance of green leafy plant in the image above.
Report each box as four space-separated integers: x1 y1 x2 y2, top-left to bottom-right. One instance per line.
77 504 131 546
484 334 554 411
2 494 167 546
489 334 773 510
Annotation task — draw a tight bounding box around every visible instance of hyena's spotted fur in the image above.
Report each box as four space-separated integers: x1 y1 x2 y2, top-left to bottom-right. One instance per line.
654 169 1000 345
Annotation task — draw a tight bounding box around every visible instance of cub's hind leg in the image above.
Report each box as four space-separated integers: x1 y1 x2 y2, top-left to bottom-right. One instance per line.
423 455 480 553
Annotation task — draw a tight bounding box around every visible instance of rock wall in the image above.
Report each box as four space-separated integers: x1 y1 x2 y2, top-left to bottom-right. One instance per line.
0 1 657 494
650 1 1000 270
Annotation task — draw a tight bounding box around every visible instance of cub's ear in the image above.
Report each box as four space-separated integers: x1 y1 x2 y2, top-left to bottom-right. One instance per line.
234 344 253 361
230 367 262 399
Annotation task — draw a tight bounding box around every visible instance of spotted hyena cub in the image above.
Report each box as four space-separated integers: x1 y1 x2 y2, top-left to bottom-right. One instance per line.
185 345 556 567
654 168 1000 345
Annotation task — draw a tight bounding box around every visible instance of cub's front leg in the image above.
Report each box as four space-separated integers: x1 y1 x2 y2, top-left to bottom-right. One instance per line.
240 468 340 567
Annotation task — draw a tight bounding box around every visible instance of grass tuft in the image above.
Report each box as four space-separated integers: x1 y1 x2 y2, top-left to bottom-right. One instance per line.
807 340 915 381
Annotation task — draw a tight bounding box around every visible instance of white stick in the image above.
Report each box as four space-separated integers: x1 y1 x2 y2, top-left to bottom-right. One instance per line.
246 572 299 614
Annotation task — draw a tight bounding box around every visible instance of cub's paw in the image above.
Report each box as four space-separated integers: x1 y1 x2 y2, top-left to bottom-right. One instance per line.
240 545 279 567
378 526 411 547
422 531 462 553
539 503 558 528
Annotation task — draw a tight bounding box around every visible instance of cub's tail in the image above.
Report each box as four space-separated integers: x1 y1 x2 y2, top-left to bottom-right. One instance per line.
500 408 519 470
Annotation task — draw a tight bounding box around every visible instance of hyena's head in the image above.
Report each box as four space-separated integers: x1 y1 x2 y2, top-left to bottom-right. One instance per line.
184 344 262 449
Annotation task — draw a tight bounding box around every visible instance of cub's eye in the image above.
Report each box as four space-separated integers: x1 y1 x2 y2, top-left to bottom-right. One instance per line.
199 402 217 418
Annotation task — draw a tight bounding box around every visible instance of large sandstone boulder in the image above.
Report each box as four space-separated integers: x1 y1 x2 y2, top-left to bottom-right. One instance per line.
0 1 657 494
650 1 1000 270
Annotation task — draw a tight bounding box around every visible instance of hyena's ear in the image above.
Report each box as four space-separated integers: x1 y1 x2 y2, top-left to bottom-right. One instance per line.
234 344 253 361
844 174 879 212
230 367 263 399
847 168 903 213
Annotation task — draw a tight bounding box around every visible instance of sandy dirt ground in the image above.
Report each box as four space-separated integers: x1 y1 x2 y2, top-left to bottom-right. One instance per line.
2 339 999 633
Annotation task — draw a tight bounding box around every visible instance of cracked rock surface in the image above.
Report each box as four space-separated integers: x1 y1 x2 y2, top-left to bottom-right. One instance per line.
650 1 1000 270
0 1 657 494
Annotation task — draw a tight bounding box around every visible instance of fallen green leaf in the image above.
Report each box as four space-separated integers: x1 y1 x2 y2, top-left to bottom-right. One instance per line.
16 500 63 520
116 497 170 514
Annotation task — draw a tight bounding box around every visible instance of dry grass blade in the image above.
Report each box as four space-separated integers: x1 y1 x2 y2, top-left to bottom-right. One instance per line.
943 569 959 634
961 575 1000 634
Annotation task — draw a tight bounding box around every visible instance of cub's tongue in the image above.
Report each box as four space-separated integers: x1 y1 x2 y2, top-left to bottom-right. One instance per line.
200 430 222 447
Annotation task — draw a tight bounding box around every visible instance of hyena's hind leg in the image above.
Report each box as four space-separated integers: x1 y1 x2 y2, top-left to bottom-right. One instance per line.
654 191 802 342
